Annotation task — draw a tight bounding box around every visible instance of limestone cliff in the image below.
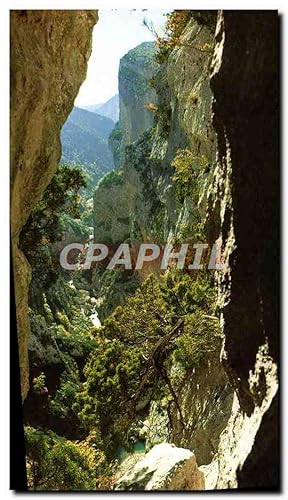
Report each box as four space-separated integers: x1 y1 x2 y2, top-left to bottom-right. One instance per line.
115 443 204 491
110 42 158 166
119 42 157 148
93 11 279 489
11 10 98 399
122 16 234 466
169 346 233 466
141 12 279 487
207 11 279 488
142 346 233 467
96 14 218 249
149 13 217 241
93 13 234 467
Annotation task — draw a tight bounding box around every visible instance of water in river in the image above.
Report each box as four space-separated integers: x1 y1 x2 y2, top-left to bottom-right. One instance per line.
117 440 146 464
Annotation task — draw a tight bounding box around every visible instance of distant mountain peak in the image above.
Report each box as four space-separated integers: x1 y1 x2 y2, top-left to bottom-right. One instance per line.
81 94 119 123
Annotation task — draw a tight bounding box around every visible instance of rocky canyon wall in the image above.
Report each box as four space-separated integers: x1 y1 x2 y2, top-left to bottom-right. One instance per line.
209 11 279 488
105 11 280 488
118 42 158 156
11 10 98 399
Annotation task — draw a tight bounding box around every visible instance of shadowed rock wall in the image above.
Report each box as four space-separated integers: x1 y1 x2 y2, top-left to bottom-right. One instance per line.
209 11 279 488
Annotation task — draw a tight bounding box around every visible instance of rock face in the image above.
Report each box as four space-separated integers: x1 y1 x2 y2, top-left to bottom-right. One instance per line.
143 348 233 467
155 15 216 164
93 14 234 466
111 42 158 165
11 10 98 399
95 14 218 250
199 460 219 490
128 16 234 466
170 347 233 465
144 400 170 451
208 11 279 488
149 14 217 242
115 443 204 491
108 12 279 488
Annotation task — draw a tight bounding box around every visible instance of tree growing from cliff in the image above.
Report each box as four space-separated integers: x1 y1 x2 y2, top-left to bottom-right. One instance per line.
144 11 214 64
172 148 209 203
144 11 192 63
75 271 220 451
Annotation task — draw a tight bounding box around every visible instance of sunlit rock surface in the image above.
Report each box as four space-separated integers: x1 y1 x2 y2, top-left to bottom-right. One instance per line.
11 10 98 399
115 443 204 491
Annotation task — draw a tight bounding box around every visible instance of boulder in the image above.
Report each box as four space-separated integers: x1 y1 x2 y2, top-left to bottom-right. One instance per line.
115 443 204 491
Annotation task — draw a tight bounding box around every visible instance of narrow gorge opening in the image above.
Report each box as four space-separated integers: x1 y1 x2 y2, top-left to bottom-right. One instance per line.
12 9 279 492
18 10 238 489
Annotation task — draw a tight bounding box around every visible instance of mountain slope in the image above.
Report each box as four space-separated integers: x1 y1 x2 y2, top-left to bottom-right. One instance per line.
60 106 115 193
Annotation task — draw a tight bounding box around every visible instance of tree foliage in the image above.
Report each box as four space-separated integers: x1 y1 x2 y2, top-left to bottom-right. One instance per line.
25 426 114 490
21 164 87 289
150 11 193 63
172 148 209 202
75 270 219 452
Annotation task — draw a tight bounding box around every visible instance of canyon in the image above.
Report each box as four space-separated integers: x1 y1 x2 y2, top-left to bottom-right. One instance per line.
11 10 279 491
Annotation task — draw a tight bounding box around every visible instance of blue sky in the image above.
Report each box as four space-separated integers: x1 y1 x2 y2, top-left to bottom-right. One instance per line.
75 9 168 107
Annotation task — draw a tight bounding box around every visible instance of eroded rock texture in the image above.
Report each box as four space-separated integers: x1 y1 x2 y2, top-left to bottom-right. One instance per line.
118 42 158 158
209 11 279 488
11 10 98 399
170 346 233 466
115 443 204 491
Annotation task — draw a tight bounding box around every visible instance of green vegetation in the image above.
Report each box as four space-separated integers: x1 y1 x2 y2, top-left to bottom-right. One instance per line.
91 267 139 321
22 14 220 490
174 310 220 369
20 164 87 290
172 148 209 202
32 373 47 395
154 11 193 64
148 10 215 65
97 169 124 189
108 121 123 167
156 103 172 137
25 426 114 490
75 271 219 453
145 102 172 137
122 129 166 241
27 280 98 437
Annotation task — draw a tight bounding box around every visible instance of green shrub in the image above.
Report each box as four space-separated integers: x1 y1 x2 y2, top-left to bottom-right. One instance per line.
155 11 193 64
32 373 48 395
172 148 209 202
20 164 87 290
97 169 124 189
25 426 109 490
174 311 221 369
